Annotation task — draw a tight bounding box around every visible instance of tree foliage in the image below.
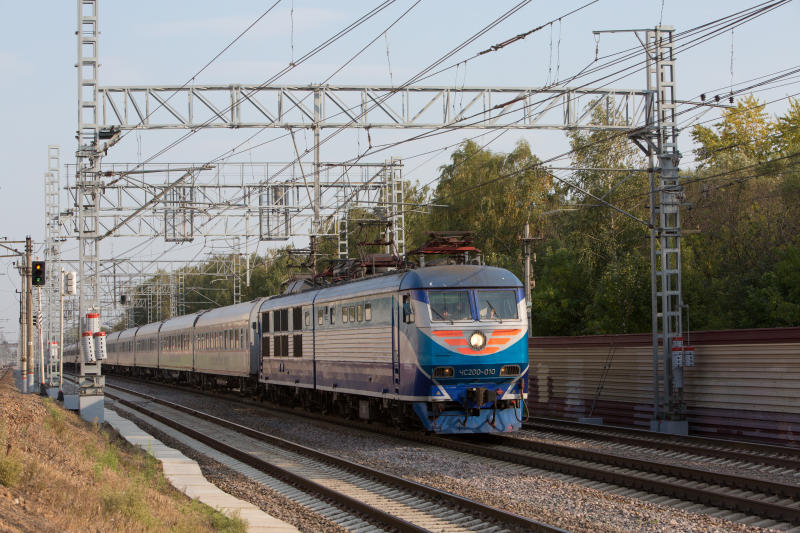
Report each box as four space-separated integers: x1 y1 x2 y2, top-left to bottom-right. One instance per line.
681 96 800 329
426 139 552 274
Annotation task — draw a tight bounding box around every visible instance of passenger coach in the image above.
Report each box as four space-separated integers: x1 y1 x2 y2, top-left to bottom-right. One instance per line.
105 264 529 434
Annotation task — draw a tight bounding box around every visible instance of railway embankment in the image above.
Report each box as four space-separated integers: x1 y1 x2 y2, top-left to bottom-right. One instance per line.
0 368 245 533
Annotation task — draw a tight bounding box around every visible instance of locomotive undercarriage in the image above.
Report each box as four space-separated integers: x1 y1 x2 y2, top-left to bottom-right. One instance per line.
259 382 421 429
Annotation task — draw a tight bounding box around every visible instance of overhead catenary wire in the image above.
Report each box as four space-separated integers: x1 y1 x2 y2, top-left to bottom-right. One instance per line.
84 0 792 294
230 0 795 238
110 1 283 150
107 0 399 188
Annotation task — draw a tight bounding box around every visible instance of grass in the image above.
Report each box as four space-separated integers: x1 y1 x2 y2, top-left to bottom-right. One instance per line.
0 373 250 533
184 499 248 533
42 398 67 435
0 422 22 487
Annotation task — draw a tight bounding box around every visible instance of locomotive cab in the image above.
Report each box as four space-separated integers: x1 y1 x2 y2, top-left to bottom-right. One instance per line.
398 266 529 434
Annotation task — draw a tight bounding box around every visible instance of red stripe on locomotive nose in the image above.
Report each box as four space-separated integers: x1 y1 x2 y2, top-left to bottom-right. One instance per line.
444 338 468 346
432 330 463 337
492 329 521 336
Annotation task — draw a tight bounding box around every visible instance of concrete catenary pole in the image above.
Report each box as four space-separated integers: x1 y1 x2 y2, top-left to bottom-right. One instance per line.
25 237 34 392
18 285 26 393
37 285 45 395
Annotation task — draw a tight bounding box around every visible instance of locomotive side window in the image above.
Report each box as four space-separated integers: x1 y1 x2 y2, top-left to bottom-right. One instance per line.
330 306 335 325
365 303 372 321
402 295 414 323
342 306 348 323
305 311 310 327
357 305 363 322
318 309 323 325
349 306 355 323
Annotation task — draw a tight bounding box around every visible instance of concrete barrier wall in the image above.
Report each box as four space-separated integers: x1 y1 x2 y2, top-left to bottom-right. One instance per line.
528 328 800 446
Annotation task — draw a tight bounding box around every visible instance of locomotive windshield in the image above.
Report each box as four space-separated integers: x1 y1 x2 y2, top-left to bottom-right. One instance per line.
429 290 471 321
476 290 518 320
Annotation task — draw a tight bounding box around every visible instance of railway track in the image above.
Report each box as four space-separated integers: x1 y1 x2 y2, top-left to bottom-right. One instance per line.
525 417 800 470
429 433 800 525
102 382 567 533
104 376 800 528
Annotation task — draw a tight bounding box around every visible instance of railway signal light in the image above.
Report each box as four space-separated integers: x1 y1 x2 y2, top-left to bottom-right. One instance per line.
64 271 77 295
32 261 45 286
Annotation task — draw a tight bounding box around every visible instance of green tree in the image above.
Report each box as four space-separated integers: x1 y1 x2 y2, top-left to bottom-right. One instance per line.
682 95 800 329
427 139 552 276
535 100 650 334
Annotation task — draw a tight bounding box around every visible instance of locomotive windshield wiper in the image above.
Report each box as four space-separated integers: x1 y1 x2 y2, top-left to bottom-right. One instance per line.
487 301 502 323
431 306 453 324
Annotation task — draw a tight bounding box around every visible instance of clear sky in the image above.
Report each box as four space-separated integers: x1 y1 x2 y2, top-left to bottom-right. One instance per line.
0 0 797 339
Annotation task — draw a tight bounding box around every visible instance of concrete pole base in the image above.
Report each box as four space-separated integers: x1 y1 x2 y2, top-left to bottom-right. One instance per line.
650 419 688 436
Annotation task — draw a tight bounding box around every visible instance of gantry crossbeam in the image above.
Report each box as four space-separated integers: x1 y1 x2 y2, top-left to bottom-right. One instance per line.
99 84 650 131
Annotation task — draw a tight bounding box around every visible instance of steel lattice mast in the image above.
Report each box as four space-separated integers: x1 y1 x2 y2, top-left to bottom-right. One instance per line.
43 146 62 388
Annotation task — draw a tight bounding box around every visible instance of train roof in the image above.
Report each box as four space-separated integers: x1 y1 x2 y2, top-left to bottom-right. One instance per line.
307 272 407 303
259 265 521 308
399 265 522 290
136 321 162 336
117 327 138 340
259 290 317 310
195 300 261 327
160 311 203 333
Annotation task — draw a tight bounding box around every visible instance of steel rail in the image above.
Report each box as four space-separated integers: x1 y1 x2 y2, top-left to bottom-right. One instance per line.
105 383 568 533
489 434 800 499
525 417 800 469
420 436 800 524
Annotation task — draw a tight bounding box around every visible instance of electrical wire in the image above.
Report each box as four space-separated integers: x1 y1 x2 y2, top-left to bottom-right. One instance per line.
249 0 795 238
110 1 283 149
108 0 399 187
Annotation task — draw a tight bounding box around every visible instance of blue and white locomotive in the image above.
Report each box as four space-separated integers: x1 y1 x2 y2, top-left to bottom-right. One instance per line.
104 263 529 434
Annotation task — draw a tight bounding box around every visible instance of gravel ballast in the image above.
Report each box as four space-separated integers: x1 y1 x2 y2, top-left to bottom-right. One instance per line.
112 379 790 533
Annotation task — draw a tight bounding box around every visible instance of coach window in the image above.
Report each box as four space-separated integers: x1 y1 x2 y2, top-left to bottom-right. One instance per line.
403 295 415 323
293 334 302 357
349 306 355 323
365 303 372 321
293 307 303 331
318 309 323 326
357 305 363 322
330 307 335 325
342 306 348 323
305 311 310 328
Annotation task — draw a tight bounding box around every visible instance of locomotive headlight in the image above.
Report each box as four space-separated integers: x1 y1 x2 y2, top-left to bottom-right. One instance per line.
469 331 486 351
